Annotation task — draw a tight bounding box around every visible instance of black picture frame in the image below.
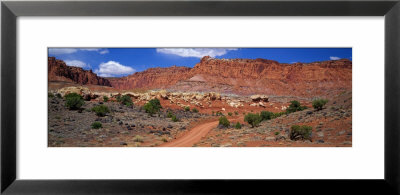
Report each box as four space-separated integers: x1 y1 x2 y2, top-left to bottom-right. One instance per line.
1 0 399 194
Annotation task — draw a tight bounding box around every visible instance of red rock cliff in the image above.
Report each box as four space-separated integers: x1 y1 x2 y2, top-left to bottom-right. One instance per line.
48 57 111 86
108 66 192 90
103 56 352 97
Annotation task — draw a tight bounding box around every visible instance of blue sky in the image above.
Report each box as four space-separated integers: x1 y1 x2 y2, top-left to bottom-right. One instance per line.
48 48 352 77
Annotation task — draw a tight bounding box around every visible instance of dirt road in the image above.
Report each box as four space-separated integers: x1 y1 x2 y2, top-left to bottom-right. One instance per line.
161 120 219 147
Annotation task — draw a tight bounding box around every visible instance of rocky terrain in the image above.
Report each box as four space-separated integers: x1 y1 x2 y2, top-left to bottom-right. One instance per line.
48 96 210 147
196 91 352 147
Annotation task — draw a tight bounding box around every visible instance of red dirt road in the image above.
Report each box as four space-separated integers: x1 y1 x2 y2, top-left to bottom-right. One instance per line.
161 120 219 147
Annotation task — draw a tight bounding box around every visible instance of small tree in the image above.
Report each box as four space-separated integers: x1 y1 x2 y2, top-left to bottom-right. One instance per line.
228 112 233 116
219 116 230 128
192 108 199 113
119 95 133 107
286 100 307 113
290 125 313 141
91 105 110 117
312 99 329 111
235 122 242 129
91 122 102 129
184 106 190 112
144 98 162 116
103 96 109 102
260 111 274 121
64 93 84 110
244 113 262 128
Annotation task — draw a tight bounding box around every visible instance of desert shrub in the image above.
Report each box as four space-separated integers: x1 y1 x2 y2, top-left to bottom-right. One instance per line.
56 93 62 98
91 105 110 117
273 112 286 118
144 98 162 116
171 115 179 122
64 93 84 110
234 111 239 115
161 137 168 142
184 106 190 112
290 125 312 141
260 111 274 121
119 95 133 107
91 121 102 129
115 95 121 102
286 100 307 113
228 112 233 116
275 131 280 135
133 135 144 143
312 98 329 111
166 111 173 118
103 96 109 102
192 108 199 113
212 111 215 116
235 122 242 129
219 116 230 128
244 113 262 128
48 92 54 98
216 111 224 116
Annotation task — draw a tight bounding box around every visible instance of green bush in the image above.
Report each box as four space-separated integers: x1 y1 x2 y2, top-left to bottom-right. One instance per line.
216 111 223 116
312 98 329 111
290 125 312 141
103 96 109 102
234 111 239 115
244 113 262 128
274 131 280 135
91 105 110 117
144 98 162 116
56 93 62 98
48 92 54 98
64 93 84 110
184 106 190 112
212 111 215 116
192 108 199 113
286 100 307 113
171 115 179 122
235 122 242 129
166 111 173 118
228 112 233 116
272 112 286 118
260 111 274 121
91 121 102 129
219 116 230 128
119 95 133 107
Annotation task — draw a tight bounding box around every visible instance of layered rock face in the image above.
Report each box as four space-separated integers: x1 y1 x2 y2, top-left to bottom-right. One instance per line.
170 56 352 97
48 57 111 86
108 66 192 90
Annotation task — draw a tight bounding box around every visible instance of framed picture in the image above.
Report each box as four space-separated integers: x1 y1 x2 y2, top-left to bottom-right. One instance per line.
1 0 399 194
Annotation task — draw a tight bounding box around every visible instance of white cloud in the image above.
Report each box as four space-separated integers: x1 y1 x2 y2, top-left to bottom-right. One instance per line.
48 48 109 55
99 49 109 54
80 48 109 54
330 56 341 60
156 48 238 58
64 60 87 68
94 61 135 77
48 48 78 55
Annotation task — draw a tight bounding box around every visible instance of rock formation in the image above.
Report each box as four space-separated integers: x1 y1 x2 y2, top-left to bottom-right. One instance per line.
48 57 111 86
108 65 192 90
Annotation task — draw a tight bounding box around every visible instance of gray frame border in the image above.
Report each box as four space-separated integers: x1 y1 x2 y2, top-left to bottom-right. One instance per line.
1 0 400 194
